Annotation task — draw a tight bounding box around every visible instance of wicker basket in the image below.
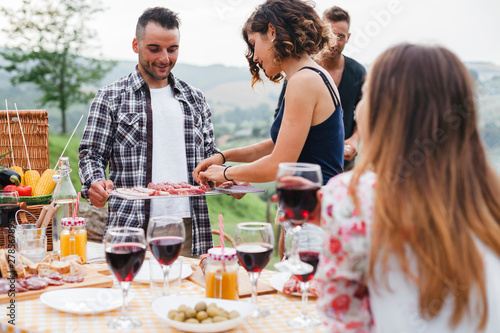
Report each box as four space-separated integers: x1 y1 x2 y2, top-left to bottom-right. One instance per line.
0 205 54 251
0 110 50 174
0 110 53 251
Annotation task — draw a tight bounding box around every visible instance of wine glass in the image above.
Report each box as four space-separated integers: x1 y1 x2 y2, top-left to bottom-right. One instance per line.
147 216 185 297
283 224 322 328
274 162 322 275
105 227 146 329
235 222 274 318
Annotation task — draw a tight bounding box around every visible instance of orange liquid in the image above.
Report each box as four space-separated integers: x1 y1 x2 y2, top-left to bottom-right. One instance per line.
60 231 87 263
206 269 239 300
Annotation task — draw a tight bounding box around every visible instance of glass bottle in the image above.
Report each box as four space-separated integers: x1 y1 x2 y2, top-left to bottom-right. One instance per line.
51 157 77 255
205 247 239 300
60 217 87 263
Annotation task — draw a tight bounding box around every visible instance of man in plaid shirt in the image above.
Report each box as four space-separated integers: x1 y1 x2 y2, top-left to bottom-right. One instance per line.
79 7 221 256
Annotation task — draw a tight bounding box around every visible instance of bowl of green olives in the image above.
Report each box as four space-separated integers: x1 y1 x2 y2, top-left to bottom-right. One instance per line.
151 296 257 332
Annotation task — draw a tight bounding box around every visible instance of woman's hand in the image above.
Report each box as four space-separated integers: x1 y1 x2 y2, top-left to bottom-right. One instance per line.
193 153 224 184
198 165 227 184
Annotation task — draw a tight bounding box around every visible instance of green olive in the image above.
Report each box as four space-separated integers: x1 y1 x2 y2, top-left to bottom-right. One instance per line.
206 306 220 318
212 315 229 322
196 311 208 321
173 313 185 322
168 310 178 320
229 310 240 319
185 307 196 318
195 301 207 312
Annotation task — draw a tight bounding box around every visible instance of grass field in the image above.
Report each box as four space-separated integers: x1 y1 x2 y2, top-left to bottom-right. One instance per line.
49 134 281 269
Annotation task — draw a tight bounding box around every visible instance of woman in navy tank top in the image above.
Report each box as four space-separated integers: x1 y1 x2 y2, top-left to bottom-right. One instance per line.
193 0 344 186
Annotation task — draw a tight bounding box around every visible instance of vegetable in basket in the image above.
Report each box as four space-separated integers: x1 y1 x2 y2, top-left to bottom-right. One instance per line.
0 151 21 188
3 184 32 196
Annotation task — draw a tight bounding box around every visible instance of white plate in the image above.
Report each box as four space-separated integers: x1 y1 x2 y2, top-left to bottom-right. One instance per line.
40 288 134 315
134 260 193 283
270 272 317 298
151 296 256 333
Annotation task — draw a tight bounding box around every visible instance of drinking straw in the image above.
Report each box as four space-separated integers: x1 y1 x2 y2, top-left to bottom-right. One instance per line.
4 100 15 165
73 192 81 219
218 214 225 251
14 103 32 170
52 114 84 170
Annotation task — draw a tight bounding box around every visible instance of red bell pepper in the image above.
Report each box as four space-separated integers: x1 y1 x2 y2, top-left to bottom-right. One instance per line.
3 184 32 196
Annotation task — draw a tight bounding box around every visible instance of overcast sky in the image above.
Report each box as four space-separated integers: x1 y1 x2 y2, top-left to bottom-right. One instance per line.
2 0 500 68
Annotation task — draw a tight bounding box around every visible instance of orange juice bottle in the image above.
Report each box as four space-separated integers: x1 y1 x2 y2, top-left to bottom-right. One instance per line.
205 247 239 300
60 217 87 263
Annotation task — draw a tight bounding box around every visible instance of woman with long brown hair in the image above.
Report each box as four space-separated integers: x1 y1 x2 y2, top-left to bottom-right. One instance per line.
315 43 500 332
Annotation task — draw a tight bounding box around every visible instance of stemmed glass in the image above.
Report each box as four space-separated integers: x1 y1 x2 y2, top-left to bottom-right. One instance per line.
284 225 322 328
235 222 274 318
105 227 146 329
274 162 322 274
147 216 185 296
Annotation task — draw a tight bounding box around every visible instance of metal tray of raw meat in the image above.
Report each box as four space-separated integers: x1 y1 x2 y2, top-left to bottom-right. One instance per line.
109 185 265 200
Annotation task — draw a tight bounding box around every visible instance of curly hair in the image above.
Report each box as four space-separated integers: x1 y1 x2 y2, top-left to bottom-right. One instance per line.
242 0 330 87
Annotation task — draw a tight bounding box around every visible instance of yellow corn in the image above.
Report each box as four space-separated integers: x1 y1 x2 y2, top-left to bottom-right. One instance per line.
33 169 57 196
10 166 24 185
24 170 40 188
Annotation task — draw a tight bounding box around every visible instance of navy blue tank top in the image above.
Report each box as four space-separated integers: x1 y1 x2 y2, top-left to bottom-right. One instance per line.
270 66 344 184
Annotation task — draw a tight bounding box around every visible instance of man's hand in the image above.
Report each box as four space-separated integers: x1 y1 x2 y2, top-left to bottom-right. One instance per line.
193 153 224 184
344 135 359 161
88 180 113 208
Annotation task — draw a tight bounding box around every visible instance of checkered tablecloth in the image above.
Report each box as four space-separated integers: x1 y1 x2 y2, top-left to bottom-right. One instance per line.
1 256 324 333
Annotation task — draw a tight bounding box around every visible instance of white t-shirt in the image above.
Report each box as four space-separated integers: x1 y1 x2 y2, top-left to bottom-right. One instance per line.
149 85 191 219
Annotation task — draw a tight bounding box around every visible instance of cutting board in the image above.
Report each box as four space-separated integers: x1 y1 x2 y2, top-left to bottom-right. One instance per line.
187 265 276 298
0 266 113 303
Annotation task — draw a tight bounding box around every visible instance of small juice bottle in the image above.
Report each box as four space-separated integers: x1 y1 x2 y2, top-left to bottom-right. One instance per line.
60 217 87 263
205 247 239 300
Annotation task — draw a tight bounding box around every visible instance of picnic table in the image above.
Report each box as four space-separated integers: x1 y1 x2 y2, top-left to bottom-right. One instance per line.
2 244 323 333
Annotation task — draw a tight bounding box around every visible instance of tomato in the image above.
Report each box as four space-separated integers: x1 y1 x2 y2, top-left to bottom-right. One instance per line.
3 185 32 196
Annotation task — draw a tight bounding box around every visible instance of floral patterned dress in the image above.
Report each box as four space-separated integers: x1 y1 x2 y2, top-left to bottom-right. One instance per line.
316 170 376 332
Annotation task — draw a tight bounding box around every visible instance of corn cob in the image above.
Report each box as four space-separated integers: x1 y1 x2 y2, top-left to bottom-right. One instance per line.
10 166 24 185
33 169 57 196
24 170 40 188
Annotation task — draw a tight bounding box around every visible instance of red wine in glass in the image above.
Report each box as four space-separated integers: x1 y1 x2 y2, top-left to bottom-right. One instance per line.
276 185 320 225
0 204 19 228
295 251 320 282
236 243 273 273
106 243 146 282
149 236 184 266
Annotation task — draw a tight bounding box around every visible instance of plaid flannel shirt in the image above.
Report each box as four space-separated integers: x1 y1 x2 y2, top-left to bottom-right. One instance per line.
79 66 218 255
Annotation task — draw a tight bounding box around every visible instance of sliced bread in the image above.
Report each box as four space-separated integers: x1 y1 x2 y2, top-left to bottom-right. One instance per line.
60 254 83 265
69 261 87 277
50 261 71 274
42 254 60 264
37 262 57 276
0 249 8 278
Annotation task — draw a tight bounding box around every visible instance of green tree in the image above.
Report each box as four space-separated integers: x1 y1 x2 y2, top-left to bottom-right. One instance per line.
0 0 115 133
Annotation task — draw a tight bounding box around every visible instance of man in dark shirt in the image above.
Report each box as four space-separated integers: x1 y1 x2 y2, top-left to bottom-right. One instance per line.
274 6 366 171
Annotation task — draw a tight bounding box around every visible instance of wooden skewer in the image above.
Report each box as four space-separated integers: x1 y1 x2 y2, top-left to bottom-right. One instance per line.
52 114 84 171
14 103 32 170
4 99 15 165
